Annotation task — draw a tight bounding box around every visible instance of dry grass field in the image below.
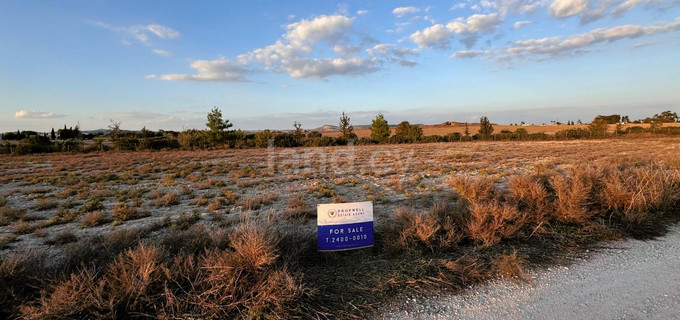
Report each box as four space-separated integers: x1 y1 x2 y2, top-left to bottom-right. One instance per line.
1 137 680 319
322 122 680 138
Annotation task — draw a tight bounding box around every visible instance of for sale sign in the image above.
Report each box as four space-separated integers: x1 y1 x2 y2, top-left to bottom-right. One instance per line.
317 201 374 252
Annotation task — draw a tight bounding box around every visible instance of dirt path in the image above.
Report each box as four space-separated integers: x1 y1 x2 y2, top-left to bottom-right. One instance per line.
378 224 680 320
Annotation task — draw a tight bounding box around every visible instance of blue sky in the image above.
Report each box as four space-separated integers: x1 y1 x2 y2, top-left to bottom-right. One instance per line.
1 0 679 132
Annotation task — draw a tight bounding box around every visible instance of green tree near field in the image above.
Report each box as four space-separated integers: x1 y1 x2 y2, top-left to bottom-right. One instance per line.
588 119 609 137
370 113 390 143
478 116 494 139
255 129 273 148
394 121 423 143
649 119 663 131
205 107 233 145
292 122 304 146
594 114 621 124
339 112 357 142
108 120 122 151
653 110 678 123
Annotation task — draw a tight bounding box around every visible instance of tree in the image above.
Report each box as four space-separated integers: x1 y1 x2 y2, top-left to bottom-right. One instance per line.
50 128 56 140
394 121 423 143
255 130 273 148
464 122 470 137
369 113 390 143
339 112 356 141
514 128 528 139
654 110 678 123
594 114 621 124
108 120 122 151
206 107 233 145
292 122 304 145
588 119 609 137
478 116 494 139
650 119 663 131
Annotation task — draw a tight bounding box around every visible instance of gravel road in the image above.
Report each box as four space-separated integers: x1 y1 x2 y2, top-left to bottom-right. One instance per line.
378 224 680 320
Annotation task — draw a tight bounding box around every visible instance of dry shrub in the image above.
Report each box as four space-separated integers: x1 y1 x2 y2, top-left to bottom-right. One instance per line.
81 211 107 227
467 201 529 247
239 193 279 211
155 193 181 207
20 268 106 320
430 201 469 247
34 198 59 211
193 197 210 206
106 244 164 312
207 197 223 212
550 168 598 224
220 188 240 204
491 251 529 282
507 174 552 233
1 250 52 317
441 256 492 286
112 203 141 221
80 196 104 213
0 205 25 226
192 221 307 318
599 162 680 223
393 202 468 250
450 175 498 203
394 207 440 249
283 194 310 219
46 231 78 246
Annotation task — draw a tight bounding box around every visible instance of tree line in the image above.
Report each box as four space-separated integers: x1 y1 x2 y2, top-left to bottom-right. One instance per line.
1 108 678 155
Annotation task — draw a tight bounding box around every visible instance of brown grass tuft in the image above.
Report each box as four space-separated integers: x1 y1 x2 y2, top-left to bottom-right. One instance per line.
154 193 181 207
467 201 529 247
106 244 164 311
20 268 106 319
81 210 107 227
491 251 529 282
450 175 498 203
112 203 142 221
550 169 596 224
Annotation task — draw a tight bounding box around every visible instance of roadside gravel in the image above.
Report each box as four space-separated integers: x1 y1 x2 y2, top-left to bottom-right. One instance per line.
378 224 680 320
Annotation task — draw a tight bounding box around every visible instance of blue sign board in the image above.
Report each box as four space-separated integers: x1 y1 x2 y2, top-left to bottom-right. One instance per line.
317 201 374 251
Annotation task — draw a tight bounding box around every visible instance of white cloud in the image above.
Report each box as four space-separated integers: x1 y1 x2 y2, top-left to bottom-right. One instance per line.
96 22 180 45
410 24 451 49
613 0 664 16
451 3 467 10
393 6 420 17
501 17 680 59
14 110 65 119
152 49 172 56
451 50 492 58
513 20 533 28
284 57 379 79
146 57 248 82
556 0 677 24
366 43 419 65
357 10 369 15
494 0 543 15
548 0 589 18
285 15 353 46
144 24 180 39
447 13 504 34
95 21 180 56
410 13 504 49
149 14 413 81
